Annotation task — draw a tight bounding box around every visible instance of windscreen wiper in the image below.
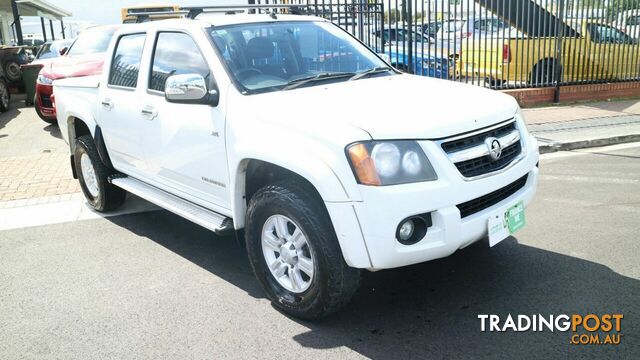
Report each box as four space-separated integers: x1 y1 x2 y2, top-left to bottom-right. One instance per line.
348 67 394 81
283 72 356 90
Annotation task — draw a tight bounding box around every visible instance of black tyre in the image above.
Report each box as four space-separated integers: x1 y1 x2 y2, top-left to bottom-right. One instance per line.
485 77 505 88
529 61 556 86
0 78 10 112
74 135 125 212
35 95 56 124
4 57 22 83
245 181 361 320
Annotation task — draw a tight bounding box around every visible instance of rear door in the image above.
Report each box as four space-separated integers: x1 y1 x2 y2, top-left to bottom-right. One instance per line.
97 32 148 176
138 31 230 210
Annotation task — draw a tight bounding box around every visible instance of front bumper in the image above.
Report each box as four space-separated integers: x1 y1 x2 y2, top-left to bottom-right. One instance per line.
35 82 56 119
326 133 539 270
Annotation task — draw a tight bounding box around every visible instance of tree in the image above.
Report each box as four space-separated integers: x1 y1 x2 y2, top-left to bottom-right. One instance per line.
607 0 640 22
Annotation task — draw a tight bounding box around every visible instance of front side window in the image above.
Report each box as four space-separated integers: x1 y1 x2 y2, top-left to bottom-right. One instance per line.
149 32 211 92
109 33 146 88
67 26 117 56
588 24 635 44
209 21 390 93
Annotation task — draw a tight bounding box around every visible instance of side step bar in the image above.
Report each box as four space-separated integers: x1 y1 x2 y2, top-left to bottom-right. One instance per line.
110 176 233 235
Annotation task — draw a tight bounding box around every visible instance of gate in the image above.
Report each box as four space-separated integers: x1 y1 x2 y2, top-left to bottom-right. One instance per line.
251 0 640 90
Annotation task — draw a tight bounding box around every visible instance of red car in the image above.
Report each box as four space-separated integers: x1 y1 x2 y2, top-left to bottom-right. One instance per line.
35 25 119 124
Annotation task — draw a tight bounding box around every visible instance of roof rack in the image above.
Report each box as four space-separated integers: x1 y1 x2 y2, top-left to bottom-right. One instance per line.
181 4 310 19
127 4 311 23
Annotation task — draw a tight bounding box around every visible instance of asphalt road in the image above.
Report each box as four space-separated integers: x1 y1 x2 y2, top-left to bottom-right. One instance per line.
1 144 639 359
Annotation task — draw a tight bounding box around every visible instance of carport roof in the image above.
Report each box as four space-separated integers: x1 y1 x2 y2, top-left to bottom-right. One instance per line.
1 0 71 20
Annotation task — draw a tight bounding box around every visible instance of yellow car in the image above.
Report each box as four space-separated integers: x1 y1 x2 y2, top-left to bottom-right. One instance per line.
458 21 640 87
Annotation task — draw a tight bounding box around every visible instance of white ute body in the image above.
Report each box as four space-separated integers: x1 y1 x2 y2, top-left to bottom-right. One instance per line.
54 14 539 271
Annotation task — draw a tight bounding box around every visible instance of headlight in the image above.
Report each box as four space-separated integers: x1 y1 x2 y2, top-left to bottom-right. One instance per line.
514 106 527 132
37 74 53 84
514 107 529 152
346 141 438 186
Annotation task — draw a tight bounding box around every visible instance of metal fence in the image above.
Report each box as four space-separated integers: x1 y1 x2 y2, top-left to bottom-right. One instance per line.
252 0 640 91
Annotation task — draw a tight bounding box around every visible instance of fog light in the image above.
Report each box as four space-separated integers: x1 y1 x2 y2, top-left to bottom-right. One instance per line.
398 219 415 241
396 214 432 245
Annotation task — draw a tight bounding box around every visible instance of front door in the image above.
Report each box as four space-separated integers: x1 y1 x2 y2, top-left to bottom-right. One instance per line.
139 31 230 210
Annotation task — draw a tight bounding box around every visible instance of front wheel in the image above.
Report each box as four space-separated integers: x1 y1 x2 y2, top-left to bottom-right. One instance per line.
74 135 125 212
245 181 361 319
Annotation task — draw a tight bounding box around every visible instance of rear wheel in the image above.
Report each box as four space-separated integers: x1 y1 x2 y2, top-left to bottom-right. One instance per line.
74 135 125 212
245 181 361 319
529 61 557 86
484 77 505 88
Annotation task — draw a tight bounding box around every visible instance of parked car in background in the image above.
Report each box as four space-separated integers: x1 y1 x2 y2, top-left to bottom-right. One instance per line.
459 21 640 87
373 27 432 48
23 38 45 47
35 25 118 123
387 49 449 78
433 17 518 58
615 9 640 39
33 39 74 62
418 20 443 38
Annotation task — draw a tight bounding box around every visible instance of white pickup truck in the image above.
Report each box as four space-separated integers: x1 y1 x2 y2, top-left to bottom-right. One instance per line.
54 11 539 319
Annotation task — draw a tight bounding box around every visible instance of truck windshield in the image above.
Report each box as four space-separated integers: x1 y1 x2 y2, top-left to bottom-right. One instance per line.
208 21 392 93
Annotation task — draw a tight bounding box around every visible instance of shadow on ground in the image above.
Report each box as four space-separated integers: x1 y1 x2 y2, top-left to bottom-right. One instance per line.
107 210 639 359
43 123 62 139
0 95 28 132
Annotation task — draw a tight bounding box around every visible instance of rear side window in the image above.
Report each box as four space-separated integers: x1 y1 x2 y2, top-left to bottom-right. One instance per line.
109 33 146 88
149 32 210 92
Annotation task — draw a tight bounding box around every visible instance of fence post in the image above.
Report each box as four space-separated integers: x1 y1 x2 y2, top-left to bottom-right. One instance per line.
380 2 385 54
553 0 566 103
407 0 413 73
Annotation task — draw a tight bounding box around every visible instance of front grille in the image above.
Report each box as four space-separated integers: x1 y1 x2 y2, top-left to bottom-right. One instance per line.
441 122 516 153
457 174 528 218
40 93 52 108
440 120 522 178
455 141 522 178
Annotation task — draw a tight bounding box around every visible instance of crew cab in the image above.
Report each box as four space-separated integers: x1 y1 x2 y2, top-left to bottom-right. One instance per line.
53 12 539 319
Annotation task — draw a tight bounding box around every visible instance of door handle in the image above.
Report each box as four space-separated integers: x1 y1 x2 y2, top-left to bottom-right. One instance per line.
141 106 158 120
101 98 113 110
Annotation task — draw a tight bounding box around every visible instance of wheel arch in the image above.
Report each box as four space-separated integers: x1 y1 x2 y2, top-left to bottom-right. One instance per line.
233 157 372 268
66 114 114 177
529 57 559 84
231 157 351 229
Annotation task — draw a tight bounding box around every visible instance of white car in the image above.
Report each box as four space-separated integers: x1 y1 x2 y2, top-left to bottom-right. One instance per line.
53 10 539 319
616 10 640 39
434 17 522 56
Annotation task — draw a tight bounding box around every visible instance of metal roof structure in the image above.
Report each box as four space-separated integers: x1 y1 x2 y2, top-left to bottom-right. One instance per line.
0 0 72 45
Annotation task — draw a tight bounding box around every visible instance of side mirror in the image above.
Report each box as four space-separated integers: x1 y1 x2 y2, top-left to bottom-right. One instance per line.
59 47 68 56
165 73 219 106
